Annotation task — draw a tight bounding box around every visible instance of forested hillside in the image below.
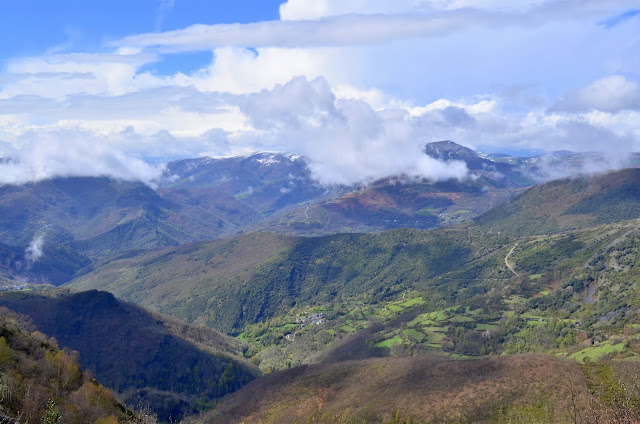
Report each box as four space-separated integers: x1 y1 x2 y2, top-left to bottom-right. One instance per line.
0 311 142 423
69 181 640 375
475 168 640 236
0 290 260 422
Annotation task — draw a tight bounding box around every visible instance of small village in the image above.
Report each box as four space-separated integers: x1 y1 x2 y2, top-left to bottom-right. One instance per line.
284 312 327 341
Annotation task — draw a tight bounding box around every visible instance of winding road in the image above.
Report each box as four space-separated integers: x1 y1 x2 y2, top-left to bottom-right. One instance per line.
505 243 519 276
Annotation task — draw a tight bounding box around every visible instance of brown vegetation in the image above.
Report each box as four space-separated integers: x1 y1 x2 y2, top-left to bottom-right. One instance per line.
199 354 593 424
0 313 138 423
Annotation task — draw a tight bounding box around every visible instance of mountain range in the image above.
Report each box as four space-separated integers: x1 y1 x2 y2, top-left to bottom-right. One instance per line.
1 141 640 422
4 141 632 285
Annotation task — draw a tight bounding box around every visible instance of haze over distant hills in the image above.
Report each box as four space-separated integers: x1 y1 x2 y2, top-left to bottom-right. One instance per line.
1 141 638 287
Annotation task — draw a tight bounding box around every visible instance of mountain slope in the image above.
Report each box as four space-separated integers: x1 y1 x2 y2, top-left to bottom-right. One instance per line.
425 140 534 187
0 290 260 422
160 153 336 215
70 214 640 372
69 228 483 333
260 141 535 235
474 168 640 236
0 242 90 285
0 310 137 423
266 174 519 235
0 177 263 262
200 354 590 424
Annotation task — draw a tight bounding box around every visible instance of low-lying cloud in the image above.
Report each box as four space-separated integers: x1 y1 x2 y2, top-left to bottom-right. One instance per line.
0 131 163 186
25 234 45 263
526 150 636 182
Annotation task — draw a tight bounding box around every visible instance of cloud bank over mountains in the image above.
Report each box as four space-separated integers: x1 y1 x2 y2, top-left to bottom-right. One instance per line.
0 0 639 185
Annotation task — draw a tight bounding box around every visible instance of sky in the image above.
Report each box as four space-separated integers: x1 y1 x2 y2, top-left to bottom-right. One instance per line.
0 0 639 185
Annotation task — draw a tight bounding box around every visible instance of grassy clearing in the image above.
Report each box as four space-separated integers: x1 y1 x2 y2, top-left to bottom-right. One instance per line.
400 296 424 308
425 331 446 344
571 342 625 362
340 324 356 333
407 313 435 327
449 315 474 323
428 310 449 321
375 335 403 348
423 326 447 333
522 314 547 320
476 323 499 331
466 308 484 316
402 329 426 342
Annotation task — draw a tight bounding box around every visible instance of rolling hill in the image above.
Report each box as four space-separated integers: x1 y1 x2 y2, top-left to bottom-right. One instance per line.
475 167 640 236
5 143 632 285
255 141 538 235
265 174 519 235
69 228 484 334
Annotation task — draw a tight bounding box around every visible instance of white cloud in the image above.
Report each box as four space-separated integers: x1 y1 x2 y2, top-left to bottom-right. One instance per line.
237 76 469 185
156 0 176 31
0 0 639 188
553 75 640 112
0 53 158 99
0 130 163 185
112 0 637 53
0 74 639 186
278 0 553 20
25 235 45 263
279 0 416 20
185 47 336 94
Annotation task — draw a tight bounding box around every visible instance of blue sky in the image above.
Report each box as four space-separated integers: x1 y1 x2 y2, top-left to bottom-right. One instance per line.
0 0 282 71
0 0 639 185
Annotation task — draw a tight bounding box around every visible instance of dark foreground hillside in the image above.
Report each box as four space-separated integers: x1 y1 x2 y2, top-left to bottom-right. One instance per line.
0 290 260 422
0 311 140 423
197 354 640 424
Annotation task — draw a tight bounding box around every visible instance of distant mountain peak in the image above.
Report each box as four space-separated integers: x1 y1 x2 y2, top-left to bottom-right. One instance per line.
423 141 481 162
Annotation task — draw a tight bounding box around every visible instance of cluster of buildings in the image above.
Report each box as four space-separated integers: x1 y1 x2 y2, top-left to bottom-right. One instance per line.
285 312 328 341
0 284 25 291
295 312 326 326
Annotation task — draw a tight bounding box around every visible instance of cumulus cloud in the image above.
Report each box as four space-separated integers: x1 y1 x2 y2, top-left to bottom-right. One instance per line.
552 75 640 113
0 131 163 186
237 76 469 185
1 72 639 187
